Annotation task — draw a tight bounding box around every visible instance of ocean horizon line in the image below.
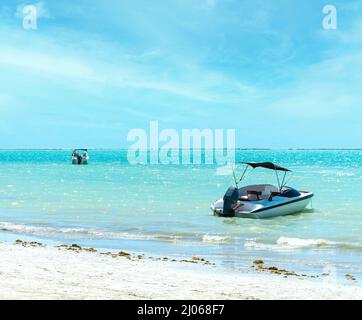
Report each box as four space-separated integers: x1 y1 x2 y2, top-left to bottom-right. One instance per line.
0 148 362 151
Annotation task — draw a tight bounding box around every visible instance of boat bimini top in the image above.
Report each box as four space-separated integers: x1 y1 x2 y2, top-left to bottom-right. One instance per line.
234 162 291 191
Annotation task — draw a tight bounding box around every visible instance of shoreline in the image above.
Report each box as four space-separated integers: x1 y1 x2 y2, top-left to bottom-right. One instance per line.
0 240 361 300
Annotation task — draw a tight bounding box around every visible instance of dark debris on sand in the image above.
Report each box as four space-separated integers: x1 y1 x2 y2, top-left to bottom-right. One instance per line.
252 260 358 282
13 239 215 267
55 244 97 253
252 260 319 279
14 240 45 248
345 274 357 281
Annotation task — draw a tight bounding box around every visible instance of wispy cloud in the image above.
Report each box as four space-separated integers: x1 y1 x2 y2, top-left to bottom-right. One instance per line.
0 47 96 80
0 25 255 104
267 52 362 118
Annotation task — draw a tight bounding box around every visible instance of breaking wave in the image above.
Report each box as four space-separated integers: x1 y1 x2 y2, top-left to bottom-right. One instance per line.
245 237 362 251
0 221 235 244
0 221 181 242
202 234 234 243
276 237 336 248
2 221 361 252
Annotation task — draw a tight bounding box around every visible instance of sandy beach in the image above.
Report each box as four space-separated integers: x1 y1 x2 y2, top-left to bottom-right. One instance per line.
0 240 361 300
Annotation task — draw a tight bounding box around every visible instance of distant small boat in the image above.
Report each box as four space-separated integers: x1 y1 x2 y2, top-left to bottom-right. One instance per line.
72 149 89 165
211 162 313 219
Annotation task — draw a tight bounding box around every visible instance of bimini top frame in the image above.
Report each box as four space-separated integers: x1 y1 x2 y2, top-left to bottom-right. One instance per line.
233 162 292 191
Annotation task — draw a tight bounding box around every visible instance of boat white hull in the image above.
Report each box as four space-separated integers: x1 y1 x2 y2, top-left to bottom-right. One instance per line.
211 192 313 219
237 195 312 218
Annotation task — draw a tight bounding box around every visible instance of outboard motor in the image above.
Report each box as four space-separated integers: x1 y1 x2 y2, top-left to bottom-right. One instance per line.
222 187 239 217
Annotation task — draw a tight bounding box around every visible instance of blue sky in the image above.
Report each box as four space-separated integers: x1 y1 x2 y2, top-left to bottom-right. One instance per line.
0 0 361 148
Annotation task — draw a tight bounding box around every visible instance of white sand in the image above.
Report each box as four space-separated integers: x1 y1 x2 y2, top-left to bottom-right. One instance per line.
0 242 361 300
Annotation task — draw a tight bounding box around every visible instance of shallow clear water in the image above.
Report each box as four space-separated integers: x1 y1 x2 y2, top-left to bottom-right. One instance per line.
0 150 361 282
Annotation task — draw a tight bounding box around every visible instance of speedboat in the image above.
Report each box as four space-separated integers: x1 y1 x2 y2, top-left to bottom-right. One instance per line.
72 149 89 165
211 162 313 219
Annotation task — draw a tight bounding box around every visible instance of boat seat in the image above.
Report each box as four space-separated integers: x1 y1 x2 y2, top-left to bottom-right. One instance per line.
246 190 262 201
238 185 279 201
238 191 263 201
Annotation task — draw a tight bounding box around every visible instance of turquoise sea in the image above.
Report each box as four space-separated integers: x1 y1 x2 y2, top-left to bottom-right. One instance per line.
0 150 361 283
